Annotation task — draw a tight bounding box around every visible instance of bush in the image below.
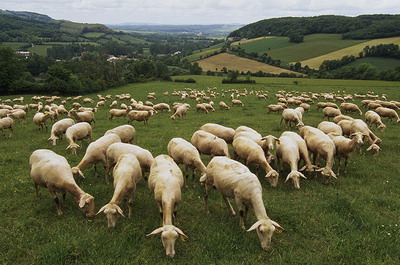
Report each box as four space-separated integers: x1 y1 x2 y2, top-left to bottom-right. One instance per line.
174 78 197 83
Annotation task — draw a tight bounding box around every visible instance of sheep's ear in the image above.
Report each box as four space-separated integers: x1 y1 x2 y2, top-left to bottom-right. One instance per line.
116 205 125 217
174 226 188 239
299 165 307 171
315 168 324 172
96 205 107 215
275 138 280 144
79 198 86 208
146 227 164 237
270 220 284 232
247 220 263 232
349 133 356 139
330 170 337 179
299 172 307 179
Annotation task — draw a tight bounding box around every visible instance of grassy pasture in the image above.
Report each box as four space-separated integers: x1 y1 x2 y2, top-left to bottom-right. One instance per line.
82 32 106 38
196 53 300 74
300 36 400 69
231 36 276 46
233 36 296 53
1 76 400 264
184 42 224 62
0 42 30 50
346 57 400 71
28 45 53 56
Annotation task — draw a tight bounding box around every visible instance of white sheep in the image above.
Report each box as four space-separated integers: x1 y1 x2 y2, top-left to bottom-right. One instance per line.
68 109 95 124
231 99 244 106
65 122 92 155
200 123 235 143
153 103 171 112
276 135 307 189
108 108 129 121
232 136 279 187
299 126 337 183
317 121 343 135
48 118 75 146
128 110 154 124
105 142 154 179
219 101 230 110
170 104 190 120
348 119 381 145
191 130 230 157
196 103 209 113
29 149 95 217
340 103 362 116
323 107 341 120
200 156 284 251
104 124 135 143
96 153 142 228
146 155 187 258
33 112 52 131
375 107 400 123
0 117 14 137
365 110 386 131
167 137 206 179
8 109 26 123
333 114 354 124
267 104 285 113
72 133 121 180
280 108 304 128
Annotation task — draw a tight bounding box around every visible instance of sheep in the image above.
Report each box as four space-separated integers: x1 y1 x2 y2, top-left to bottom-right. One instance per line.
68 109 95 124
196 103 209 113
153 103 171 112
317 121 343 135
170 104 190 120
367 102 382 110
29 149 95 217
71 133 121 181
299 126 337 183
128 110 154 124
200 123 235 143
299 103 310 112
333 114 354 124
323 107 341 120
96 100 105 108
327 132 368 174
108 109 129 121
340 103 362 116
105 142 154 179
33 112 52 131
367 143 380 156
232 136 279 187
348 119 382 145
146 155 187 258
317 102 338 109
375 107 400 123
231 99 244 106
365 110 386 131
48 118 75 146
191 130 230 158
0 109 10 118
0 117 14 137
65 122 93 155
234 126 277 160
294 106 305 121
219 101 230 110
109 100 118 108
280 109 304 129
276 135 307 189
8 109 26 123
200 156 284 251
267 104 284 113
96 153 142 228
104 125 135 143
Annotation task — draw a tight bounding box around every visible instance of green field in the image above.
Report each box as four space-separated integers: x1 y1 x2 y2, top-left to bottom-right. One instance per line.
1 42 30 50
28 45 53 56
184 42 224 62
82 32 106 38
346 57 400 71
1 76 400 264
113 34 150 45
234 36 297 53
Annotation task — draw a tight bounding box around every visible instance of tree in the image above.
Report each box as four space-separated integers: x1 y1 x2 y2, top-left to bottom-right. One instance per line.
227 70 240 81
189 62 202 75
0 46 24 94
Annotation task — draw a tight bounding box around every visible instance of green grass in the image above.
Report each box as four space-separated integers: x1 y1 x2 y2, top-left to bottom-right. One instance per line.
113 34 150 45
184 42 225 62
82 32 106 38
28 45 53 56
239 34 367 63
1 42 30 50
346 57 400 71
1 76 400 264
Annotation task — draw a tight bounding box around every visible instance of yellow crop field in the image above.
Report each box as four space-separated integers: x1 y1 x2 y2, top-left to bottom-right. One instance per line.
196 53 300 75
299 36 400 69
231 36 275 46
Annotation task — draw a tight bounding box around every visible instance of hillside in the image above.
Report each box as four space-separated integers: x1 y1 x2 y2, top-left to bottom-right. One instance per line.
229 15 400 40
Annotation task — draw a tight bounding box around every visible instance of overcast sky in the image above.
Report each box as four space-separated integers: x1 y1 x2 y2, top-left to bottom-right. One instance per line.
1 0 399 25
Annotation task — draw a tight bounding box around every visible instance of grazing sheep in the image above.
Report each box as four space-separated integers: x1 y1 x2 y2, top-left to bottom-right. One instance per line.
48 118 75 146
0 109 10 118
349 119 381 145
127 110 154 124
200 156 284 251
328 132 368 174
365 110 386 131
8 109 27 123
299 103 310 112
105 142 154 179
29 149 95 217
170 104 190 120
375 107 400 123
267 104 285 113
200 123 235 143
333 114 354 124
65 122 92 155
340 103 362 116
231 99 244 106
280 109 304 129
96 153 142 228
276 135 307 189
68 110 95 124
71 133 121 180
167 138 206 179
317 102 338 109
105 125 135 143
146 155 187 258
153 103 171 112
109 108 129 121
299 126 337 183
232 136 279 187
196 103 209 113
0 117 14 137
367 102 382 110
191 130 230 158
294 106 305 121
109 100 118 108
33 112 52 131
234 126 277 160
219 101 230 110
317 121 343 135
323 107 341 120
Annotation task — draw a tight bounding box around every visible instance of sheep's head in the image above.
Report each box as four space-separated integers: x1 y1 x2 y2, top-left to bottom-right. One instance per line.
96 203 125 228
78 193 95 218
48 135 59 146
265 170 279 188
285 171 307 190
367 144 380 156
260 135 279 151
247 219 284 251
378 124 386 132
71 166 85 178
146 225 187 258
66 143 80 155
349 132 367 145
316 167 337 183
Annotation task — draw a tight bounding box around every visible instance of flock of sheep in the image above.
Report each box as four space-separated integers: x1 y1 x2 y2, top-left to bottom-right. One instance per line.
1 87 399 258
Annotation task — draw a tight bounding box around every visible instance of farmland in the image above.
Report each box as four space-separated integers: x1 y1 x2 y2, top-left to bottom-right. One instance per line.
232 36 297 53
345 57 400 72
1 76 400 264
183 42 224 62
196 53 300 74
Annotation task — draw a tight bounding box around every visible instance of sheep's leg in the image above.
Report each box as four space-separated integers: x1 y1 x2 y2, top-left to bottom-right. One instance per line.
204 183 213 213
62 192 66 206
156 201 163 225
235 197 246 230
34 182 39 197
184 165 189 180
337 156 341 176
49 190 63 216
344 157 349 174
173 203 179 224
93 163 98 178
9 127 13 137
128 190 135 218
222 196 236 217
